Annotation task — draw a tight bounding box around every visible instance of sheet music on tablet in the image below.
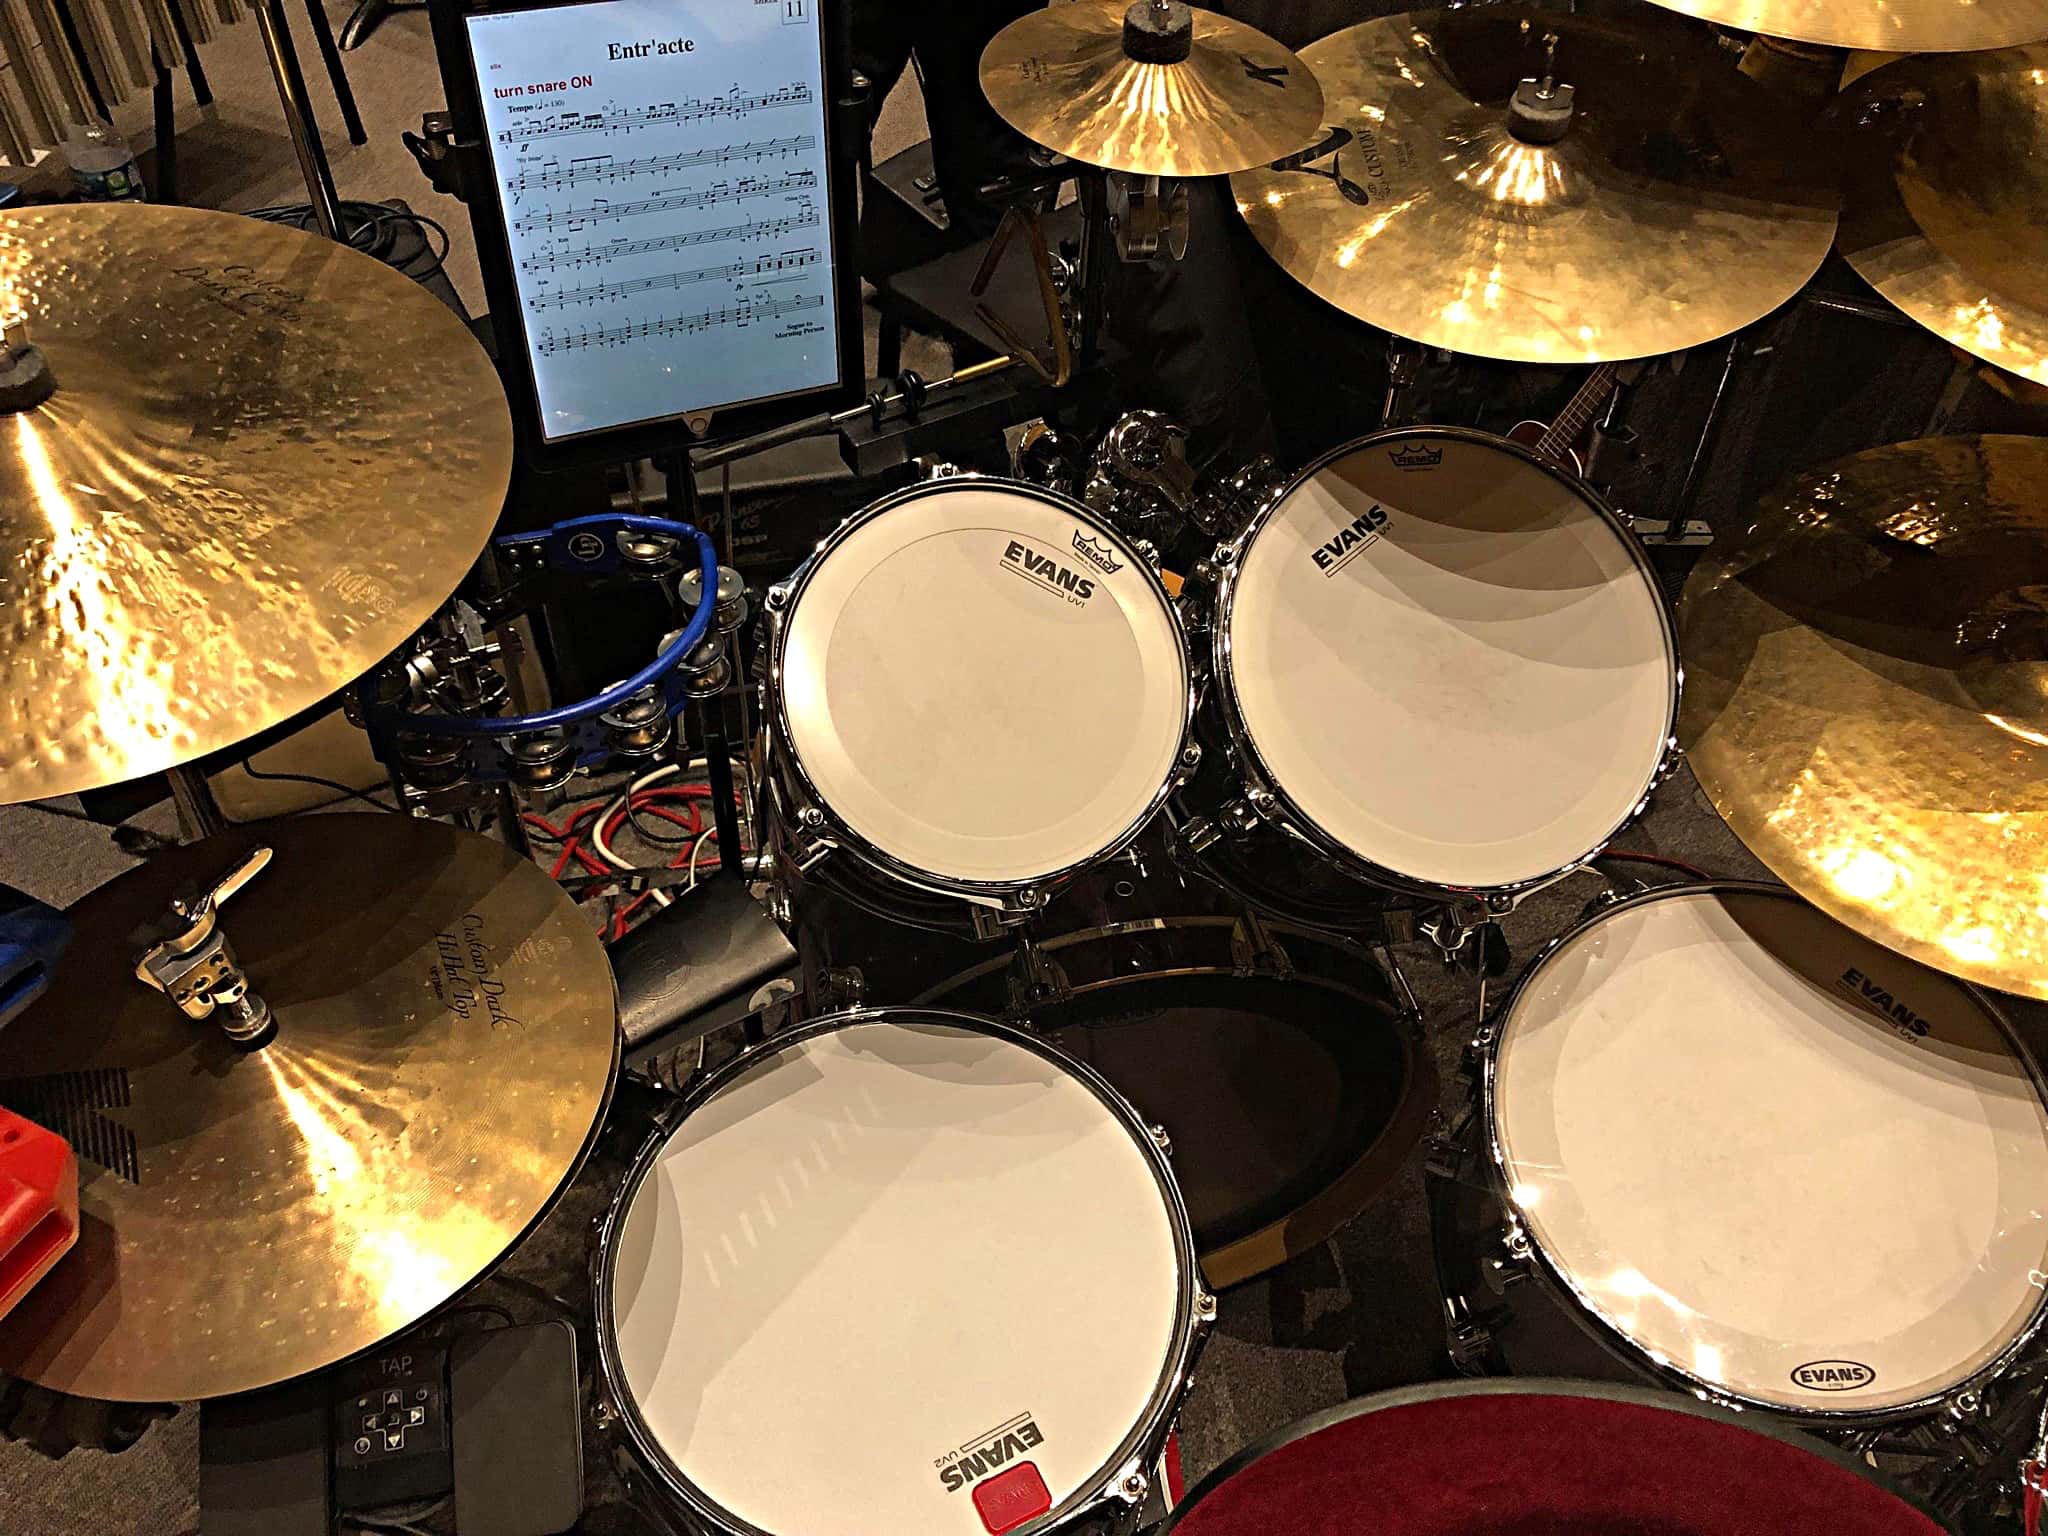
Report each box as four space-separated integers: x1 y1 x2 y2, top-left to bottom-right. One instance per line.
465 0 838 442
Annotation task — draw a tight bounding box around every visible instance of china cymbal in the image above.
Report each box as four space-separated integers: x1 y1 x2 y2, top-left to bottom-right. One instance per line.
0 814 618 1401
1637 0 2048 55
0 204 513 805
1836 46 2048 387
1680 435 2048 1000
1229 9 1839 364
980 0 1324 177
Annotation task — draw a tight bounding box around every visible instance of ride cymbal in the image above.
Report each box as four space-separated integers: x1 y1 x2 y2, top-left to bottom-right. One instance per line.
980 0 1324 177
1680 435 2048 1000
1638 0 2048 55
1230 9 1839 364
1837 46 2048 387
0 204 512 805
0 814 618 1401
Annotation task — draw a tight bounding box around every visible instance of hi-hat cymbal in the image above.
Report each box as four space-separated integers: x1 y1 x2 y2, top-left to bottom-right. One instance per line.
1638 0 2048 55
1837 47 2048 387
1230 9 1839 364
980 0 1324 177
1680 435 2048 1000
0 204 513 805
0 814 617 1401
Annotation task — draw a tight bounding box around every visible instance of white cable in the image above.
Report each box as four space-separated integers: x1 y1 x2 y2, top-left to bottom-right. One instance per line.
592 761 683 908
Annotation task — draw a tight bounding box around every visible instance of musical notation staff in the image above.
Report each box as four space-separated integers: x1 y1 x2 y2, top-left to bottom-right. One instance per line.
527 248 820 311
499 82 815 145
516 206 820 277
508 134 818 194
535 292 824 355
512 169 816 234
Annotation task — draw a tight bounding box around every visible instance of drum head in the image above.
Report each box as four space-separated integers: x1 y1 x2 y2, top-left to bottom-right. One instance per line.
1161 1381 1943 1535
604 1014 1191 1535
1493 886 2048 1413
1222 432 1673 891
779 483 1187 885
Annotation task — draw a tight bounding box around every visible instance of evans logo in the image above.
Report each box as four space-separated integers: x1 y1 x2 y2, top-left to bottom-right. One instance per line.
1839 967 1932 1040
1071 531 1123 575
1791 1360 1875 1392
1002 540 1097 604
1312 505 1390 577
937 1414 1045 1492
1388 441 1443 469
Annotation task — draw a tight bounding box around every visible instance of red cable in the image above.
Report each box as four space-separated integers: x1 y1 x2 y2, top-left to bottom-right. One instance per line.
1596 847 1713 881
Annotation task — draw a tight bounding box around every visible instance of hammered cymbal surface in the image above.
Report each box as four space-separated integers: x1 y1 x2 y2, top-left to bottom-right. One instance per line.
981 0 1324 176
1230 8 1839 363
1838 46 2048 388
1680 435 2048 1000
0 204 512 803
0 815 617 1401
1637 0 2048 55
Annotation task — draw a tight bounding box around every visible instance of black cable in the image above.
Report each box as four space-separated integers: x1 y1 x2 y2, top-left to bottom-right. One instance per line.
238 760 400 812
626 799 699 847
244 201 451 284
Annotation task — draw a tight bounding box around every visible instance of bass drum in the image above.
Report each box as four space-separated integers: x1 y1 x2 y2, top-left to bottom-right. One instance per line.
1189 426 1677 917
918 913 1433 1288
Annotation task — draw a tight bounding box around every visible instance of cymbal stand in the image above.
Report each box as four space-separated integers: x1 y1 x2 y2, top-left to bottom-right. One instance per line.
167 763 229 841
1382 338 1421 427
250 0 341 240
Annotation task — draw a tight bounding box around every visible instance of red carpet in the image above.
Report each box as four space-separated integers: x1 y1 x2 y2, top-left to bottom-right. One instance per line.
1170 1390 1943 1535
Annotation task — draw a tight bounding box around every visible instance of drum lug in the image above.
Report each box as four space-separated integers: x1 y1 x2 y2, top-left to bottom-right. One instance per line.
1148 1123 1173 1157
1004 938 1071 1015
1172 742 1201 783
1488 1218 1535 1291
1446 1312 1497 1372
1423 1132 1464 1183
1229 910 1293 979
815 966 867 1010
1180 816 1222 855
1109 1459 1150 1505
1196 1290 1218 1325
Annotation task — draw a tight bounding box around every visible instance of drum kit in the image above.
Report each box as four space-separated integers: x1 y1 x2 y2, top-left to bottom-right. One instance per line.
0 0 2046 1529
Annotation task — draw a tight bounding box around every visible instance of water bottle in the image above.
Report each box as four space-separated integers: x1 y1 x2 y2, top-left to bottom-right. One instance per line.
64 121 145 202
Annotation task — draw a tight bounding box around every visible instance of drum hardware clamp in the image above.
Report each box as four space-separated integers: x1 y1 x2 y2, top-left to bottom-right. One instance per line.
134 846 276 1048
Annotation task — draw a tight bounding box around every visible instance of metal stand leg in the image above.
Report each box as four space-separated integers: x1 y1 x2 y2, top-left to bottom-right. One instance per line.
698 702 745 881
167 764 228 842
301 0 366 145
151 51 178 204
251 0 342 241
167 0 213 107
1382 337 1421 428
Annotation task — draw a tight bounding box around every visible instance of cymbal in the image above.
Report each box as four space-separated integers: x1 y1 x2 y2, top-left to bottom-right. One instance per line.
1636 0 2048 55
0 204 513 805
1680 435 2048 1000
1229 9 1839 364
1837 47 2048 387
0 814 617 1401
980 0 1324 177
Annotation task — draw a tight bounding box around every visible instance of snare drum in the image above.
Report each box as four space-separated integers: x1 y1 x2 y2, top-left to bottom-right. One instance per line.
1433 883 2048 1424
594 1008 1212 1536
1197 428 1677 906
762 479 1195 933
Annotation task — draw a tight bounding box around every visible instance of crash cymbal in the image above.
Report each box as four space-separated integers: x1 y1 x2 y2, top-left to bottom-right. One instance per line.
0 814 617 1400
0 204 512 805
980 0 1324 177
1639 0 2048 55
1680 435 2048 1000
1230 9 1839 364
1837 47 2048 387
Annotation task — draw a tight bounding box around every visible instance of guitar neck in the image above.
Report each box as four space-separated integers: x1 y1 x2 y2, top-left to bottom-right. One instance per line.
1536 363 1618 462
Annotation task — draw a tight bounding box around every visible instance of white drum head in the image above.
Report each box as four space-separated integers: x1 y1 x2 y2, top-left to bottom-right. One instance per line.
779 483 1187 885
1223 433 1674 891
605 1016 1190 1535
1493 886 2048 1413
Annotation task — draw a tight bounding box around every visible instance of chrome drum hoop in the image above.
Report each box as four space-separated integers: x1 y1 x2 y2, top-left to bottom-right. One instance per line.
1204 426 1682 908
760 477 1200 924
590 1006 1214 1535
1465 879 2048 1427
